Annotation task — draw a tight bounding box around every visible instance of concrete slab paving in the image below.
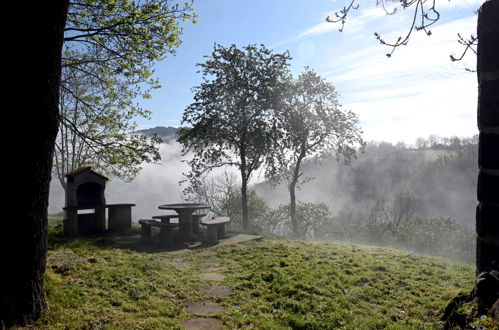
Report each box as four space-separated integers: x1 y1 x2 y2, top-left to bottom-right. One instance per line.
199 272 225 281
200 285 232 298
186 300 224 316
181 317 223 330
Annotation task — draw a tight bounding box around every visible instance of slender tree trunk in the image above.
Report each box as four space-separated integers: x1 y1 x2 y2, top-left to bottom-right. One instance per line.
289 179 299 237
289 145 307 238
239 142 250 231
476 0 499 274
0 1 69 327
241 177 249 231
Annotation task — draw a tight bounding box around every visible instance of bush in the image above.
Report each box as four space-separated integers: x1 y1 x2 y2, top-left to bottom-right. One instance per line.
332 217 474 263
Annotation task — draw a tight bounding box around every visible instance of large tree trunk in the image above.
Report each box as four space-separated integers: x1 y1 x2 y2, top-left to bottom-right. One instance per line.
476 0 499 274
0 1 69 327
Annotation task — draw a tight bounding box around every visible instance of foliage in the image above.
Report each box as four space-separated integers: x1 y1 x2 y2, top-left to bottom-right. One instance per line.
361 191 422 231
332 216 475 264
249 196 473 263
185 172 270 231
269 68 364 185
55 58 163 187
267 67 364 237
255 202 335 240
178 43 291 230
222 189 270 232
54 0 197 186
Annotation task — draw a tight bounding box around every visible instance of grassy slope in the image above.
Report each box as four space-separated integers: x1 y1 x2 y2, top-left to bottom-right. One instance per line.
36 223 474 329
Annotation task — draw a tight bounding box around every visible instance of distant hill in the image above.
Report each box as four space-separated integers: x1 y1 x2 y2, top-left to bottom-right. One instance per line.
133 126 180 143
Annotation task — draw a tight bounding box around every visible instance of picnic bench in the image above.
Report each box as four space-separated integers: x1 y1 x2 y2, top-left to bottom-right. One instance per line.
200 217 230 244
152 214 179 223
138 219 178 247
153 213 205 234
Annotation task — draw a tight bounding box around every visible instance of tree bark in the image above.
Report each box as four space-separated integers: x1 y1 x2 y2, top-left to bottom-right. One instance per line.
239 142 250 231
476 0 499 274
289 142 307 238
0 1 69 327
241 178 249 231
289 180 299 237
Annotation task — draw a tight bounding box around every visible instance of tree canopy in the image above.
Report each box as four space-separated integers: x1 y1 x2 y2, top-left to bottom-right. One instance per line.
55 0 197 184
178 43 291 230
268 68 365 237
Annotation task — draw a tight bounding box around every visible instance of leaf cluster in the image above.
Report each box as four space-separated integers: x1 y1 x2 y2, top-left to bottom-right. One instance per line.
178 44 291 190
267 67 365 189
54 0 197 183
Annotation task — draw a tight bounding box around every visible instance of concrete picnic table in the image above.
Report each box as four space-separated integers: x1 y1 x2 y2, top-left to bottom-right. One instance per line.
158 203 211 241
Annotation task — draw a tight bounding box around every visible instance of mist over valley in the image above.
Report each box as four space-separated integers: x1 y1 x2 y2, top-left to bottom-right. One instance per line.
49 128 477 263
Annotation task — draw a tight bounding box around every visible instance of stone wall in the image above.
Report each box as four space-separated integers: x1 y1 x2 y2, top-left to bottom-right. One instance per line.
476 0 499 273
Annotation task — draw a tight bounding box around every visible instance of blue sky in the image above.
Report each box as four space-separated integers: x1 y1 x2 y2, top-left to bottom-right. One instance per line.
136 0 482 144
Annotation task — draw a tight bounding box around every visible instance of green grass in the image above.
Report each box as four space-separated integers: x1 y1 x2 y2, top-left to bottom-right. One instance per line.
35 222 475 329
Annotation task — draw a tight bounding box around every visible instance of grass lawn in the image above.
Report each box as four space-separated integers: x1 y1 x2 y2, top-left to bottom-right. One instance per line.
35 218 475 329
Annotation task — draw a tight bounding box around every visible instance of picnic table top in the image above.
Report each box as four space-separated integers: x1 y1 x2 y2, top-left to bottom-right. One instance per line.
158 203 211 210
64 203 135 210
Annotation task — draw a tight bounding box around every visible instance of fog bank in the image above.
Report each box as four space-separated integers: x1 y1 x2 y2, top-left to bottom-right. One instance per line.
48 141 188 220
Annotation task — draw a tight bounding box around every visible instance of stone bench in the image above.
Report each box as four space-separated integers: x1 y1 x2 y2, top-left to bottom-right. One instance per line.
107 203 136 231
138 219 178 247
200 217 230 244
152 214 179 223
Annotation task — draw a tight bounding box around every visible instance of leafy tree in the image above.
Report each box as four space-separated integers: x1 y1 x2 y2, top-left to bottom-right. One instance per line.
55 0 196 185
178 44 291 231
2 0 195 326
268 68 364 238
54 57 162 190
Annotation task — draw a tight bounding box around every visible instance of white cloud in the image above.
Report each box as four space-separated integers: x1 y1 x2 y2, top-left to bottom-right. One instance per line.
317 14 478 143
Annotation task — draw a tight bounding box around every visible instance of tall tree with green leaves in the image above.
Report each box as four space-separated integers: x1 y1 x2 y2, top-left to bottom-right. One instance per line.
55 55 162 190
1 1 196 326
178 44 291 231
56 0 197 184
268 68 364 237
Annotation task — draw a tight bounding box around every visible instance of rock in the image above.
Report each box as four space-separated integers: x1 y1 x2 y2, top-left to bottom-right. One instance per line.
186 300 224 316
181 317 223 330
199 272 225 281
198 250 218 257
200 285 232 298
492 299 499 324
475 270 499 307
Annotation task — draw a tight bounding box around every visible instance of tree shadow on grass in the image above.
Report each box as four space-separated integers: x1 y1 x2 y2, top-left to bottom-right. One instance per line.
48 224 215 254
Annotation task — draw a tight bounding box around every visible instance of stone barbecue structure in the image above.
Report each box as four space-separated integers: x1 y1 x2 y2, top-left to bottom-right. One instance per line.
63 166 135 236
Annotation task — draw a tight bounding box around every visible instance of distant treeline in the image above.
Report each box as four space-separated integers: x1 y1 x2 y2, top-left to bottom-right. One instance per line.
256 134 478 227
133 126 180 142
185 134 478 262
